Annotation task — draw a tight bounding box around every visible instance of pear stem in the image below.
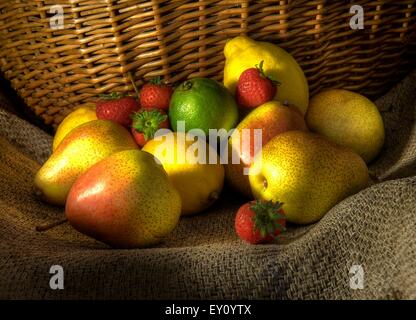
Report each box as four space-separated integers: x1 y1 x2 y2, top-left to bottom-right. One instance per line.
369 172 381 183
263 179 268 190
36 218 68 232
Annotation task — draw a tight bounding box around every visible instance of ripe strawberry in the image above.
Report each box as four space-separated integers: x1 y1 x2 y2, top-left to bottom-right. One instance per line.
131 109 170 147
140 77 173 111
96 93 140 127
235 200 286 244
236 61 280 109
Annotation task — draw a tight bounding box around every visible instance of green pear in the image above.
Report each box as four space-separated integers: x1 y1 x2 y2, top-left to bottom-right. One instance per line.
65 150 181 248
34 120 138 206
249 131 369 224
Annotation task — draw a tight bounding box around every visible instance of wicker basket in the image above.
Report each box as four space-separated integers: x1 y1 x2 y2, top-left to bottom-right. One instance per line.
0 0 415 128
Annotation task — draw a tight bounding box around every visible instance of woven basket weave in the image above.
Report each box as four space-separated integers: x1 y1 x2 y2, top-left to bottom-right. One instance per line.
0 0 415 128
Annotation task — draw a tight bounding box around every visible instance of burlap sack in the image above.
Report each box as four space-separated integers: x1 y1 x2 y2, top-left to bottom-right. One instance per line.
0 71 415 300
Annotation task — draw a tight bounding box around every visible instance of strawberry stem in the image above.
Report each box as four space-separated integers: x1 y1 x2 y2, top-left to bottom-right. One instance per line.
255 60 265 75
128 72 140 100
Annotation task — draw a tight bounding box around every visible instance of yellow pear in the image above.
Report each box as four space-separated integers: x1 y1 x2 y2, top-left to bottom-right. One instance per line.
225 101 308 198
249 131 369 224
223 36 309 115
53 106 97 151
34 120 138 206
306 89 385 163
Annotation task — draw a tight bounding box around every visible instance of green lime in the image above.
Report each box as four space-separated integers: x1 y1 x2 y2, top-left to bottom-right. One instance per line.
169 78 239 135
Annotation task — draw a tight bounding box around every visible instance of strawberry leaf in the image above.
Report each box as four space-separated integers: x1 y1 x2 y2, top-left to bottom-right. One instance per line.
267 75 281 86
250 200 286 238
99 92 126 100
254 60 281 86
150 76 162 85
132 109 167 141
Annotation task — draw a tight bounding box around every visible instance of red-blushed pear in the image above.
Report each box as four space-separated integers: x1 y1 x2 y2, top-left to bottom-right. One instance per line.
65 150 181 248
225 101 308 198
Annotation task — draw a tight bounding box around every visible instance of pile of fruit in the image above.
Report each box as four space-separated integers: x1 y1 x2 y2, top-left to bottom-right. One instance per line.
34 36 385 248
